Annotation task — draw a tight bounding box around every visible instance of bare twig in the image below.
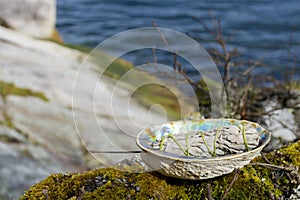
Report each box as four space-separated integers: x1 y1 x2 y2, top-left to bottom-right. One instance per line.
151 13 298 121
238 77 251 118
241 61 260 76
151 48 172 79
172 51 179 85
151 21 209 96
261 153 271 164
78 186 85 200
42 189 49 200
178 71 209 96
152 21 171 50
207 181 213 200
268 191 275 200
252 105 282 117
249 162 297 171
192 16 214 35
192 15 242 117
221 168 240 200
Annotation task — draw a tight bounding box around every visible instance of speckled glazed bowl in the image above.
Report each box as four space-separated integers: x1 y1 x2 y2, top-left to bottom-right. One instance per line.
136 119 271 180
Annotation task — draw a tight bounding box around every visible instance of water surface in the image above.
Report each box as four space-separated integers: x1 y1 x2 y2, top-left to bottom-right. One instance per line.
57 0 300 80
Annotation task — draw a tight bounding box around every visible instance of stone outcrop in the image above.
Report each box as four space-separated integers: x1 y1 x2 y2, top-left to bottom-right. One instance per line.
0 0 56 38
0 26 169 199
0 25 85 199
20 141 300 200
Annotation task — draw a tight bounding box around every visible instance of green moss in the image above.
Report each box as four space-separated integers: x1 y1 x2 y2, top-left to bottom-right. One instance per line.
104 58 134 80
0 80 48 130
20 169 180 200
0 80 48 101
50 29 63 43
56 42 93 54
276 140 300 166
0 110 14 128
44 38 186 120
0 19 10 28
133 84 182 120
288 80 300 90
88 51 185 120
21 140 300 199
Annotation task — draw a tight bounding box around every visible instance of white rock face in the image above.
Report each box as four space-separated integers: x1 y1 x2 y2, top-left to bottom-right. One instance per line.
0 96 4 122
263 98 300 151
0 26 171 199
0 126 71 200
264 101 298 141
0 0 56 38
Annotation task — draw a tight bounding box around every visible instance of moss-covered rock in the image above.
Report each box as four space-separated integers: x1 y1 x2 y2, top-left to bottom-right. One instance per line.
21 140 300 199
0 80 48 101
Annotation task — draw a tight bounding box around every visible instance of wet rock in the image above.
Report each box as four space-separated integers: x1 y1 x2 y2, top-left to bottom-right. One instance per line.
0 0 56 38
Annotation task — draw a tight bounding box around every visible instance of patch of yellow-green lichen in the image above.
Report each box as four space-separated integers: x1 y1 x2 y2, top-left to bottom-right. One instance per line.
0 80 48 129
21 140 300 200
0 80 48 101
276 140 300 166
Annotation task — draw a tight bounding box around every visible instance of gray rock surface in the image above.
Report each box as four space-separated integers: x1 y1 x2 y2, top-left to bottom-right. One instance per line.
266 107 297 141
0 0 56 38
263 96 300 150
0 125 75 200
0 26 171 199
0 96 4 122
6 96 85 167
289 185 300 200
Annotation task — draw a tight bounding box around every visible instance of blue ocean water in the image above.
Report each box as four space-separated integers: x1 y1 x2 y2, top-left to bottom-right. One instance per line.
57 0 300 80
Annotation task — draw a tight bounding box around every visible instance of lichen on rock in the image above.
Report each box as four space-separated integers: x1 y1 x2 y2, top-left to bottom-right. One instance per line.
21 140 300 200
0 80 48 102
0 80 48 129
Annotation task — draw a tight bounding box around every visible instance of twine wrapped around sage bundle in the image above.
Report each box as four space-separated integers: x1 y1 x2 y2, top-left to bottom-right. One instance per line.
162 124 260 158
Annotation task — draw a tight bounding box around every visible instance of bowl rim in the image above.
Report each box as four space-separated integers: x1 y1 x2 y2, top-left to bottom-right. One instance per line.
136 118 271 162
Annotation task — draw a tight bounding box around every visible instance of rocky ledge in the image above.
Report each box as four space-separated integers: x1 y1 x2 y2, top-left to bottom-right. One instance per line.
0 25 172 199
20 140 300 199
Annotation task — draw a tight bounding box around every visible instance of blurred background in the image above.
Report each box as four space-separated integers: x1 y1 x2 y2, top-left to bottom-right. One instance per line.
57 0 300 81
